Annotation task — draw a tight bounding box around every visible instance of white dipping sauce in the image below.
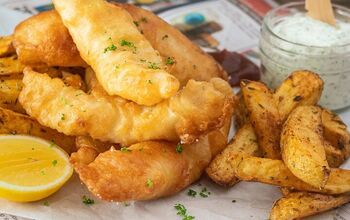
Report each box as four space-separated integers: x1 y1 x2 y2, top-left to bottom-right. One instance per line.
260 5 350 110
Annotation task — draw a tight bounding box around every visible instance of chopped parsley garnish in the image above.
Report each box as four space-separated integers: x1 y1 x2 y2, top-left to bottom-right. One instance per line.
43 201 49 206
148 62 160 70
104 44 117 53
123 202 130 207
49 140 56 148
82 195 95 205
162 34 169 40
199 187 210 198
120 146 132 152
52 160 58 167
174 203 195 220
120 39 136 51
140 59 146 63
176 143 183 153
147 80 152 84
133 21 139 27
140 17 147 23
41 170 46 175
61 114 66 121
146 178 153 188
166 57 175 65
75 92 83 97
187 189 197 197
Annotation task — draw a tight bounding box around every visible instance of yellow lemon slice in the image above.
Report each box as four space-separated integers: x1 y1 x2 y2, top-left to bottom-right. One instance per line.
0 135 73 202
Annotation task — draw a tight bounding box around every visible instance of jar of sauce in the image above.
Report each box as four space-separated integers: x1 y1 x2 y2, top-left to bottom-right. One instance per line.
260 2 350 110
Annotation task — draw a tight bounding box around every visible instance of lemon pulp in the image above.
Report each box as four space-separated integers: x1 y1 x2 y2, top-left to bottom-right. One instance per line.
0 135 73 202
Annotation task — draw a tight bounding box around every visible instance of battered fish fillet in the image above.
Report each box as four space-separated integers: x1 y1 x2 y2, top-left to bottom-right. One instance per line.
13 11 86 67
12 8 226 85
19 68 234 145
53 0 179 106
70 119 230 201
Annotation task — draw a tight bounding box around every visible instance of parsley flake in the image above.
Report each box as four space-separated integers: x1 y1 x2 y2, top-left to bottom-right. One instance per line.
52 160 58 167
104 44 117 53
120 146 132 153
123 202 130 207
120 39 136 50
61 114 66 121
82 195 95 205
148 62 160 70
146 178 153 188
176 143 183 153
187 189 197 197
133 21 139 27
166 57 175 65
43 201 49 206
147 80 152 84
199 187 210 198
41 170 46 175
140 17 148 23
49 140 56 148
174 203 195 220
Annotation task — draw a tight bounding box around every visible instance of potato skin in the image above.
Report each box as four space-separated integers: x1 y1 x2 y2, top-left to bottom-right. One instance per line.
270 192 350 220
206 123 260 186
0 107 76 153
274 70 323 122
230 154 350 194
281 105 330 188
241 80 281 159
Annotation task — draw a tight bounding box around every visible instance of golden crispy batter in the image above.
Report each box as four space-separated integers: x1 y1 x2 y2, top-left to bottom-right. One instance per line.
0 107 75 154
19 68 234 145
13 11 86 67
70 122 229 201
241 80 281 159
53 0 179 106
270 192 350 220
12 8 226 85
0 77 25 113
0 35 15 58
281 106 330 189
206 123 261 186
118 3 227 85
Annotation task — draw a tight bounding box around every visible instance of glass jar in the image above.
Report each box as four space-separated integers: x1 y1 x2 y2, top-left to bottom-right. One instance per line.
259 2 350 110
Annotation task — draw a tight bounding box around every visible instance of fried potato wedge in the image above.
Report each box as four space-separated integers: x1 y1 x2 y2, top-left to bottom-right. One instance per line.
325 141 346 168
322 108 350 159
281 105 330 188
231 154 350 194
206 123 261 186
13 11 86 67
270 192 350 220
70 121 229 201
0 55 25 75
0 78 24 113
274 70 324 121
241 80 281 159
0 107 75 153
54 0 180 106
0 35 15 57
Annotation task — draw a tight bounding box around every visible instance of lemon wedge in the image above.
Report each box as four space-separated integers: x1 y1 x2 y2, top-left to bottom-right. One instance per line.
0 135 73 202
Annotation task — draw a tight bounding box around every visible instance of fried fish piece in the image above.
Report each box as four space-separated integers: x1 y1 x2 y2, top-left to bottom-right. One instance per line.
13 11 86 67
70 119 229 201
53 0 179 106
19 68 234 145
13 8 226 85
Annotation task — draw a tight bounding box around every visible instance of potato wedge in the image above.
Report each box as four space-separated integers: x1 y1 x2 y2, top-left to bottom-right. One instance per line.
270 192 350 220
0 107 76 154
0 35 15 57
322 108 350 159
206 123 261 186
281 105 330 188
0 55 25 75
274 70 323 121
0 78 25 113
231 154 350 194
325 141 346 168
241 80 281 159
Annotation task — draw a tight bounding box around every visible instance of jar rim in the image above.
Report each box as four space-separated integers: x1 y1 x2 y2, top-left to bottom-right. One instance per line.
264 2 350 49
